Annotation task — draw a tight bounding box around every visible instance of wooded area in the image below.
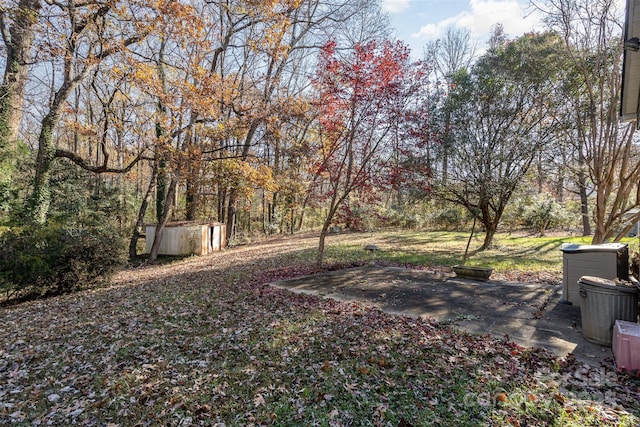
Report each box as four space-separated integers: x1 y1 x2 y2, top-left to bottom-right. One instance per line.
1 0 640 297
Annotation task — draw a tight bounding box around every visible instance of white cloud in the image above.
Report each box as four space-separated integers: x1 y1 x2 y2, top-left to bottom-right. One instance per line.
381 0 411 14
412 0 542 42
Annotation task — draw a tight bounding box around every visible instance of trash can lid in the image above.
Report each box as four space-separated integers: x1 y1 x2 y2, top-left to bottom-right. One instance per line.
578 276 615 287
578 276 639 293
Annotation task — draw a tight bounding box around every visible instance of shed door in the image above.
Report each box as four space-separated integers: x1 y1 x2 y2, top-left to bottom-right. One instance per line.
210 225 221 251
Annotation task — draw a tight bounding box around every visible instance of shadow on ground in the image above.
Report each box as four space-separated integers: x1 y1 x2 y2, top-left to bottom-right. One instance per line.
272 266 613 366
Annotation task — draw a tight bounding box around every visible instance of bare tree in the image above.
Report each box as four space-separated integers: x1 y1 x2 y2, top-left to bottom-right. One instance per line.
426 26 477 79
201 0 386 242
28 0 154 224
533 0 640 243
425 27 476 184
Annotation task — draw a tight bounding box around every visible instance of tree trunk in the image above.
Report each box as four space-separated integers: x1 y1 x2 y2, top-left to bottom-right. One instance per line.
477 200 505 252
183 119 199 221
592 195 607 244
537 152 544 194
154 40 168 224
185 177 197 221
0 0 41 150
555 168 565 202
441 142 449 185
129 162 157 259
148 175 178 263
218 187 226 223
442 111 451 185
270 192 280 234
480 220 498 251
577 167 591 237
246 200 252 235
298 210 305 232
298 187 315 233
29 113 58 224
316 195 342 266
316 220 330 267
290 207 295 235
155 157 167 223
262 191 267 234
226 189 238 243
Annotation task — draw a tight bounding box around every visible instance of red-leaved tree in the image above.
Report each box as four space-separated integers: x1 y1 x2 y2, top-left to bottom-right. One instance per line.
311 39 425 265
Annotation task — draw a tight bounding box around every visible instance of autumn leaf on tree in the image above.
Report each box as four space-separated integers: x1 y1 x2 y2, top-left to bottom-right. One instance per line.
310 38 429 265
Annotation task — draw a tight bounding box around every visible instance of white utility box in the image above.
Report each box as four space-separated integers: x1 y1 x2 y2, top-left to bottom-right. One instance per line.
560 243 629 307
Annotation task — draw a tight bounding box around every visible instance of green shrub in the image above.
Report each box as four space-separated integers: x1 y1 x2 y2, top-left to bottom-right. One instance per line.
427 204 468 230
0 141 34 223
501 197 527 231
522 193 572 235
381 206 422 229
0 222 127 301
502 193 574 234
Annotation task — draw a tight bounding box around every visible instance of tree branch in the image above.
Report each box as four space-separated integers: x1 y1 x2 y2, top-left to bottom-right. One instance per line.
55 148 145 173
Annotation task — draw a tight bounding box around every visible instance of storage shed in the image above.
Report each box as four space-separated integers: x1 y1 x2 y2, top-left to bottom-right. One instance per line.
145 221 226 256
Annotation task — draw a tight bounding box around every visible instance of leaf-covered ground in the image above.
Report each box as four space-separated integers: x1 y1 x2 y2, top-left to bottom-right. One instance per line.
1 232 640 426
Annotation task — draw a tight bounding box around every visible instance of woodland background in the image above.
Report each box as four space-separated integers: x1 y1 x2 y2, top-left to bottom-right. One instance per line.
1 0 640 298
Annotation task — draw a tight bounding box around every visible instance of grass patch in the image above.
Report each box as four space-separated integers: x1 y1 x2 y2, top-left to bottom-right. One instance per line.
324 230 638 277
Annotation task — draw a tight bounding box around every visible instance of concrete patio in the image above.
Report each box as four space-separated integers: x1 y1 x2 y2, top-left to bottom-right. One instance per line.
272 266 614 366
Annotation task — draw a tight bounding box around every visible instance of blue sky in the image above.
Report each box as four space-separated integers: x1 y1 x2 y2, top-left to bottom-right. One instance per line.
381 0 544 56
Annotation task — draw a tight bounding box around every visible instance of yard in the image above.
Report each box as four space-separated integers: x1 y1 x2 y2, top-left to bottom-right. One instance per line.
1 231 639 426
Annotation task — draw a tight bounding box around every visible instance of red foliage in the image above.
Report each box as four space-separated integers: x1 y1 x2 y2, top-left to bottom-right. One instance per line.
310 40 434 221
313 39 412 136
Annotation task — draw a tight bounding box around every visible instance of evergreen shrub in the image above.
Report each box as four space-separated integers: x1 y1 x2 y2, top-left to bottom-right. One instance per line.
426 204 467 230
0 222 127 301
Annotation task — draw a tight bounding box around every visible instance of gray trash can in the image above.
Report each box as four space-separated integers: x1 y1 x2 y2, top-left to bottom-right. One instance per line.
578 276 638 346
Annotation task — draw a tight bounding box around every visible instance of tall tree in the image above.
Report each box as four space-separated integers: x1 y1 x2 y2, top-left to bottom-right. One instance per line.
218 0 377 241
27 0 156 224
0 0 41 212
425 26 476 184
311 39 421 265
442 31 563 250
533 0 640 243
